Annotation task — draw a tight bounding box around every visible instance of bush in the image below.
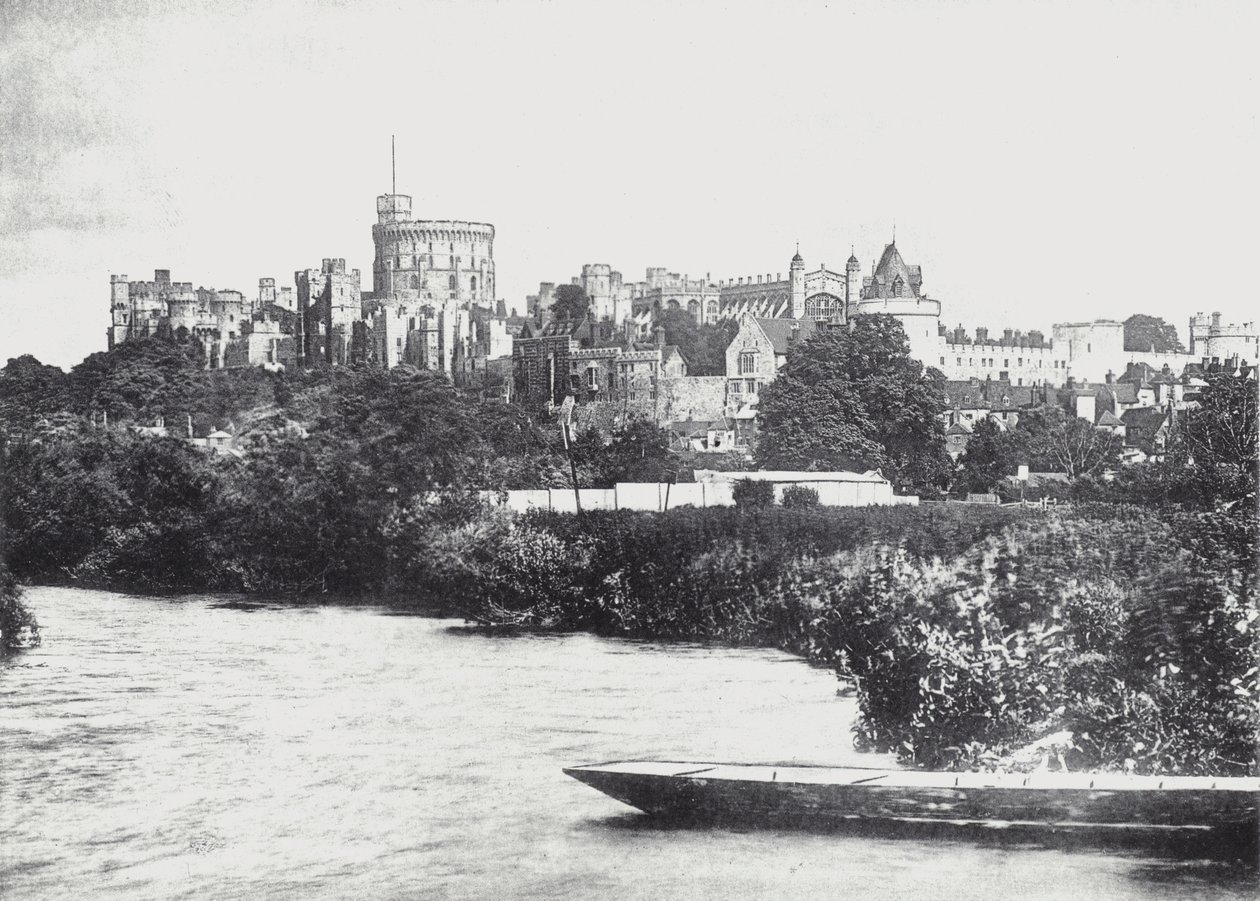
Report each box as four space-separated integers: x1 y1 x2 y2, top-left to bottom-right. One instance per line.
780 485 819 508
732 479 775 509
1 562 40 651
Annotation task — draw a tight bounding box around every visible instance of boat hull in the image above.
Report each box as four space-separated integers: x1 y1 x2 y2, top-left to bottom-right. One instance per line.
563 761 1260 834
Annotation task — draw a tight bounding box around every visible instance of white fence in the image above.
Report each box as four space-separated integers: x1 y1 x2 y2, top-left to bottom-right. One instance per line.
481 475 913 514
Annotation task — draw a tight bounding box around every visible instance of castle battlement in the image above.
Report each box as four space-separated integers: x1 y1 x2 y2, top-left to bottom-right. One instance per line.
942 324 1051 349
856 296 942 317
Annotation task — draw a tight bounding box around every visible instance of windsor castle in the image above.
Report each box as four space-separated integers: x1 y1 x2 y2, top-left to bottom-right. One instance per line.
108 185 1258 437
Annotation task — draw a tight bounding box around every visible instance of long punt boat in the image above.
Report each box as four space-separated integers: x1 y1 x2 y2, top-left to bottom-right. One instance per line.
563 761 1260 835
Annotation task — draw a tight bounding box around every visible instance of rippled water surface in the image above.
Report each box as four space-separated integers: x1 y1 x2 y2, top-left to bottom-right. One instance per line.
2 587 1255 899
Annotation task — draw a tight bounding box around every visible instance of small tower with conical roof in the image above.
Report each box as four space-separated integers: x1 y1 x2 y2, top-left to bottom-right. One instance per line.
789 245 806 319
845 247 861 316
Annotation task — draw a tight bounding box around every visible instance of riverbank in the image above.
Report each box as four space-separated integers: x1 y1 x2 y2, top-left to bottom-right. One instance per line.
460 503 1258 777
6 494 1256 777
1 561 40 651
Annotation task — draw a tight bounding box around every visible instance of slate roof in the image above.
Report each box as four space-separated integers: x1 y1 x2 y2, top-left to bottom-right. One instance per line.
864 242 923 298
1099 382 1140 405
945 421 973 436
942 379 1040 410
754 318 821 355
1118 362 1157 384
1095 410 1124 428
1121 407 1171 434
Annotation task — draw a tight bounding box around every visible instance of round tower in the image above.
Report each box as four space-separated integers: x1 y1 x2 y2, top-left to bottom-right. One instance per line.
108 274 130 349
789 248 806 319
845 251 861 316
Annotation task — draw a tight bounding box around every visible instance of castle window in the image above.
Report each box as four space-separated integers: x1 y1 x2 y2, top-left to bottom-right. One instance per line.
448 275 456 291
738 351 757 375
470 276 477 293
940 357 945 365
410 275 420 289
1004 359 1009 368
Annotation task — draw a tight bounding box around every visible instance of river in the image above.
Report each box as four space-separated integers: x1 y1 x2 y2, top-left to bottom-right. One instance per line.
1 587 1254 899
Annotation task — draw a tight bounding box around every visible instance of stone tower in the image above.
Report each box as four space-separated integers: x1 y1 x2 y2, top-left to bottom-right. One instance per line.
845 251 861 317
789 248 806 319
108 274 130 349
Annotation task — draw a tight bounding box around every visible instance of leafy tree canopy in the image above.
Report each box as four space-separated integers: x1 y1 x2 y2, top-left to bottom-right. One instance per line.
956 417 1020 495
1012 404 1121 479
655 308 737 376
1124 314 1186 353
756 314 952 492
551 284 591 321
572 418 675 487
0 355 69 430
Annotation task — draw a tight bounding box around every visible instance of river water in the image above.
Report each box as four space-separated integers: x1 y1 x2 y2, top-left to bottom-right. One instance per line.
1 587 1255 899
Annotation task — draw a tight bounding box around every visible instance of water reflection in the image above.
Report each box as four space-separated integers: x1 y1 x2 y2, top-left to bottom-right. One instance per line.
2 587 1256 900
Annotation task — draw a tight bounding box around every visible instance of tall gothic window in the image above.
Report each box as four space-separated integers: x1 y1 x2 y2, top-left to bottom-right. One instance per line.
448 274 456 291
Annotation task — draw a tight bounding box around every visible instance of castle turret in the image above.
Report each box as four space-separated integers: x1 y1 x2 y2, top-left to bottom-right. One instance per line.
845 250 861 316
789 247 806 319
108 274 130 349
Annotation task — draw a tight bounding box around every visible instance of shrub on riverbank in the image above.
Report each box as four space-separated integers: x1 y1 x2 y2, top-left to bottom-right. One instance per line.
462 504 1258 776
1 561 40 651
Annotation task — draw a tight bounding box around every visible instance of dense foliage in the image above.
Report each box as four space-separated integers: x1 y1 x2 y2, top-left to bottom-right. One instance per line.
1 358 573 597
1 559 40 651
655 308 737 376
460 504 1257 776
550 284 591 321
570 420 676 487
1123 314 1186 354
756 315 952 493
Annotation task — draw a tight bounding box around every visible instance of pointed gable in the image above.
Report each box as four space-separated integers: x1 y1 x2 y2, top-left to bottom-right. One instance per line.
754 318 821 355
864 242 923 299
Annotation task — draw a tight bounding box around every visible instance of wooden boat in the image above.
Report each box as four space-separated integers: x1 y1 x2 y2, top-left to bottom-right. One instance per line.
563 760 1260 835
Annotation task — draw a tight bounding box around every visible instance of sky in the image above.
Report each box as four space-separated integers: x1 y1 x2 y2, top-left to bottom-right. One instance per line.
1 0 1257 369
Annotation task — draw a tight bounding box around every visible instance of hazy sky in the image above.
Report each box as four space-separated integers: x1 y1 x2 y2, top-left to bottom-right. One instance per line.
1 0 1256 369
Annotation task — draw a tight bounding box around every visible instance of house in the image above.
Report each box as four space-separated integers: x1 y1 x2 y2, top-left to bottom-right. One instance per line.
945 419 973 459
724 315 823 407
1121 407 1173 458
667 418 735 453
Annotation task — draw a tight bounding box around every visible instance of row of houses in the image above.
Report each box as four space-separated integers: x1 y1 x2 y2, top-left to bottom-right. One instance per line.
941 358 1250 463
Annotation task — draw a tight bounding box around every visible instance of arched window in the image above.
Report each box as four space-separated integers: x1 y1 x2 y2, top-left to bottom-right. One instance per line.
470 276 477 293
410 274 421 289
448 274 456 291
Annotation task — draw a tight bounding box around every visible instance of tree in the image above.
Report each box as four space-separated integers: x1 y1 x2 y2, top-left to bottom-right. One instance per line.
551 284 591 321
656 308 737 376
571 419 675 487
1014 404 1121 479
756 315 952 493
1124 315 1186 353
956 417 1019 494
1180 371 1258 472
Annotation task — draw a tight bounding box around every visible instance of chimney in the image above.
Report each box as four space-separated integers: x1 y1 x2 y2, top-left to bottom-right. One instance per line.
1105 370 1115 385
